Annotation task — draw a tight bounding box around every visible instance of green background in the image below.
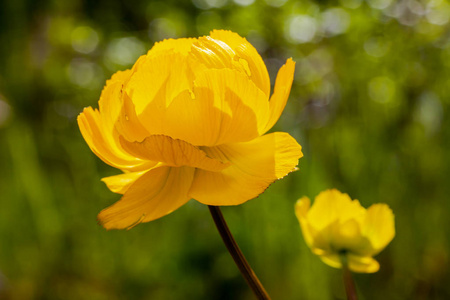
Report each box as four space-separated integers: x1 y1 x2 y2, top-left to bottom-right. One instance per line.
1 0 449 299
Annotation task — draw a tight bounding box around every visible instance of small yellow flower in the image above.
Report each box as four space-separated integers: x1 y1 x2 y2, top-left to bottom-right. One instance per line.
295 189 395 273
78 30 303 230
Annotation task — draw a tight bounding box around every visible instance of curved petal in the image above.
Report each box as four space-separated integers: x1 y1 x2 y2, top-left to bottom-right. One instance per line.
362 204 395 255
347 254 380 273
319 253 380 273
319 254 342 269
101 170 147 194
98 166 194 230
114 91 151 143
134 68 269 146
191 36 237 70
126 51 194 116
307 189 365 231
262 58 296 133
209 30 271 97
78 68 155 171
189 68 270 144
189 132 302 205
331 219 366 253
295 197 315 248
120 135 230 171
148 38 197 56
296 197 340 255
78 106 153 171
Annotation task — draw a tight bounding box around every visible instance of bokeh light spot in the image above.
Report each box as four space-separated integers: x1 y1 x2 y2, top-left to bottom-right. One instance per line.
192 0 228 9
105 37 146 66
364 37 390 57
71 26 99 54
368 76 396 103
265 0 288 7
321 8 350 37
233 0 255 6
67 58 103 89
367 0 393 9
339 0 362 9
149 18 180 40
414 92 443 135
285 15 317 44
426 1 450 25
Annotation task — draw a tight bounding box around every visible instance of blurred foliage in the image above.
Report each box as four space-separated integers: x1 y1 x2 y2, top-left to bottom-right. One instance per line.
1 0 450 299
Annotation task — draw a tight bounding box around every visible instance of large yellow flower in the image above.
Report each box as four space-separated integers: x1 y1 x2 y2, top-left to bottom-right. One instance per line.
295 189 395 273
78 30 303 230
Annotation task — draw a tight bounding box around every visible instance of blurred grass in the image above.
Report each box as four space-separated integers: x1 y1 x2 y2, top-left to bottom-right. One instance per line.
1 0 450 299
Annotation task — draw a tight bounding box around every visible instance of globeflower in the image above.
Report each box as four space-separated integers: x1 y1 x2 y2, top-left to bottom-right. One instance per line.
295 189 395 273
78 30 303 230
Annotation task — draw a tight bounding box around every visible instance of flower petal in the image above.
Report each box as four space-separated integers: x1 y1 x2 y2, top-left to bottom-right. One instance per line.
78 106 153 171
307 189 365 231
362 204 395 255
209 30 271 97
98 166 194 230
148 38 197 56
120 135 230 171
191 36 237 70
347 254 380 273
78 69 154 171
126 51 193 116
101 171 147 194
295 197 315 248
189 132 302 205
319 253 380 273
331 219 368 253
319 254 342 269
98 70 132 132
189 68 270 144
114 91 151 143
133 67 269 146
263 58 295 133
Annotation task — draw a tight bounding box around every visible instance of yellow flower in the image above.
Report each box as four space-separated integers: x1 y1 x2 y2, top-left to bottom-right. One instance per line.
295 189 395 273
78 30 303 230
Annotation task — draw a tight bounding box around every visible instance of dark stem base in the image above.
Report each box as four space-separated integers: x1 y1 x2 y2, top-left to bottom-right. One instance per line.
343 266 358 300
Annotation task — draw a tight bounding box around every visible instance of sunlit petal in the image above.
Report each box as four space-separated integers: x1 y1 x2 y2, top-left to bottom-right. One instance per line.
209 30 271 97
126 51 193 116
191 36 237 70
263 58 295 133
77 107 153 171
189 132 302 205
78 69 154 171
120 135 230 171
189 68 270 144
98 166 194 230
114 92 151 143
148 38 197 56
363 204 395 255
101 170 147 194
133 67 269 146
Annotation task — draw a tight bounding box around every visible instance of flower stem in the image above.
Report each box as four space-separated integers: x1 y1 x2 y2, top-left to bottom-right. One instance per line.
208 205 271 300
342 265 358 300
